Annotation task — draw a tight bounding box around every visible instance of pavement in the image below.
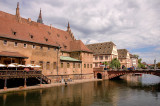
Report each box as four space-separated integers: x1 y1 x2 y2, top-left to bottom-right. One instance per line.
0 79 102 94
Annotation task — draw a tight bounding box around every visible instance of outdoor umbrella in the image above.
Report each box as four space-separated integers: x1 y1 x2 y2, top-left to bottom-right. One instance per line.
0 63 6 67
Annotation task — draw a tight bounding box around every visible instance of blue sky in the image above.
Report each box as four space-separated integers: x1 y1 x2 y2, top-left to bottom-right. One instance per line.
0 0 160 63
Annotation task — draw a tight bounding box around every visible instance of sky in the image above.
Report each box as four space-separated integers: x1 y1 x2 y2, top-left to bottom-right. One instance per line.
0 0 160 64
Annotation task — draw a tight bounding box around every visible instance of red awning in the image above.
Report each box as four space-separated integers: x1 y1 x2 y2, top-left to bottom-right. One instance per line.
0 51 28 59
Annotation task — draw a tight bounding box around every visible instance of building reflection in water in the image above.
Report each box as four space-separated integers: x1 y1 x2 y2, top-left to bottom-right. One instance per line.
0 75 160 106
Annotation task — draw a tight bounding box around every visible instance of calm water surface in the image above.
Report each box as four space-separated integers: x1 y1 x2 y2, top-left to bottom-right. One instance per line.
0 74 160 106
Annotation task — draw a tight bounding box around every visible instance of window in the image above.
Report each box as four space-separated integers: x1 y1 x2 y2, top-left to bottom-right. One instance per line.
84 64 86 68
15 42 18 47
87 64 89 68
12 31 16 35
64 46 67 49
24 44 27 48
95 56 98 60
32 45 35 49
53 62 57 69
95 63 98 67
31 61 34 64
54 48 56 51
73 63 75 68
61 63 63 68
105 56 108 60
45 38 48 42
48 47 50 50
40 46 43 50
99 56 103 60
90 64 92 68
46 62 50 70
78 63 80 68
30 34 33 39
67 63 70 68
22 61 26 65
39 61 43 69
3 40 7 45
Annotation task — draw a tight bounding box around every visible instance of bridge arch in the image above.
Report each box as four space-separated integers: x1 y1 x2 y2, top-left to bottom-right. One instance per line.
97 73 102 79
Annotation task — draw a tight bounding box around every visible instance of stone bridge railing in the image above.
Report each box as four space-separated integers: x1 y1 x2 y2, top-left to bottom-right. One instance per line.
93 68 160 79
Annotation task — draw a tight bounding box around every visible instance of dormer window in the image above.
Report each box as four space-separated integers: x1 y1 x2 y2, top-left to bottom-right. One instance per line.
44 37 48 42
30 34 33 39
45 38 48 42
12 31 16 35
57 34 60 37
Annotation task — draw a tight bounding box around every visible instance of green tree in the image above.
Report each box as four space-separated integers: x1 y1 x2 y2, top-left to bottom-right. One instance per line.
157 62 160 69
109 58 121 69
103 61 108 68
138 58 146 69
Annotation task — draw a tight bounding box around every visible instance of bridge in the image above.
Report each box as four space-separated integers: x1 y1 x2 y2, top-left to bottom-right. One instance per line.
0 70 51 90
94 68 160 80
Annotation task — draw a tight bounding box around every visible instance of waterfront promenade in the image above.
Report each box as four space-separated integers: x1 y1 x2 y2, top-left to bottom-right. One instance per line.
0 79 102 94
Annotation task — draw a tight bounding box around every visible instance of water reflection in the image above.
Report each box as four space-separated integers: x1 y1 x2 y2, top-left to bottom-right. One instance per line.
0 75 160 106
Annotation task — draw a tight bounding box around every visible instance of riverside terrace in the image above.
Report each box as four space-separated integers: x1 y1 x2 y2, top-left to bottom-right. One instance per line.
0 69 51 90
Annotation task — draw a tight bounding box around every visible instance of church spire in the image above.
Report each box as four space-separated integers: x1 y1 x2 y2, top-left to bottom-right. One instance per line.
16 2 21 22
67 21 71 32
37 8 43 24
67 22 70 29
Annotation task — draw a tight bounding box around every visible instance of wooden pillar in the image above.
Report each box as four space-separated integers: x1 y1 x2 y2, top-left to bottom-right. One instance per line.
24 78 27 88
4 78 7 90
40 74 42 86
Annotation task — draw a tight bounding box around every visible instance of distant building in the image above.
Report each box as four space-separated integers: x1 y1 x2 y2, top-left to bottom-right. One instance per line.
117 49 131 68
130 54 138 68
86 42 118 68
0 3 93 80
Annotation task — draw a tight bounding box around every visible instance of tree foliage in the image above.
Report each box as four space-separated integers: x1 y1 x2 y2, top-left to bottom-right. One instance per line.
138 58 145 69
157 62 160 69
103 61 108 68
109 58 121 69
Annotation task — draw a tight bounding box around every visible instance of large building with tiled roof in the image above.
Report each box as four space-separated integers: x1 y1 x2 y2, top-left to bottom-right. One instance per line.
0 3 93 81
86 41 118 68
117 49 131 68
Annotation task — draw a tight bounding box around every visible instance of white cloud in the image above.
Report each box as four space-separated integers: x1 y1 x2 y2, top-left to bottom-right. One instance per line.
0 0 160 63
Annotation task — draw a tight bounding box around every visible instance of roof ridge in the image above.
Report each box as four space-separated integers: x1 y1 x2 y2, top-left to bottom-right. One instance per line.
86 41 115 46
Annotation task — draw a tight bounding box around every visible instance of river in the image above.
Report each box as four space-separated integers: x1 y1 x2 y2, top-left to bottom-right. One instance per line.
0 74 160 106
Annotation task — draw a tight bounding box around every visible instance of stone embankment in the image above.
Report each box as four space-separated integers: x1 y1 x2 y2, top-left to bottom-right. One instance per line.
0 79 102 94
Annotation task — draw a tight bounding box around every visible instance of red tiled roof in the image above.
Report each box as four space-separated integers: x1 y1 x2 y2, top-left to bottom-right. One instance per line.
117 49 128 59
0 10 91 53
86 41 115 55
70 40 92 53
0 51 28 58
